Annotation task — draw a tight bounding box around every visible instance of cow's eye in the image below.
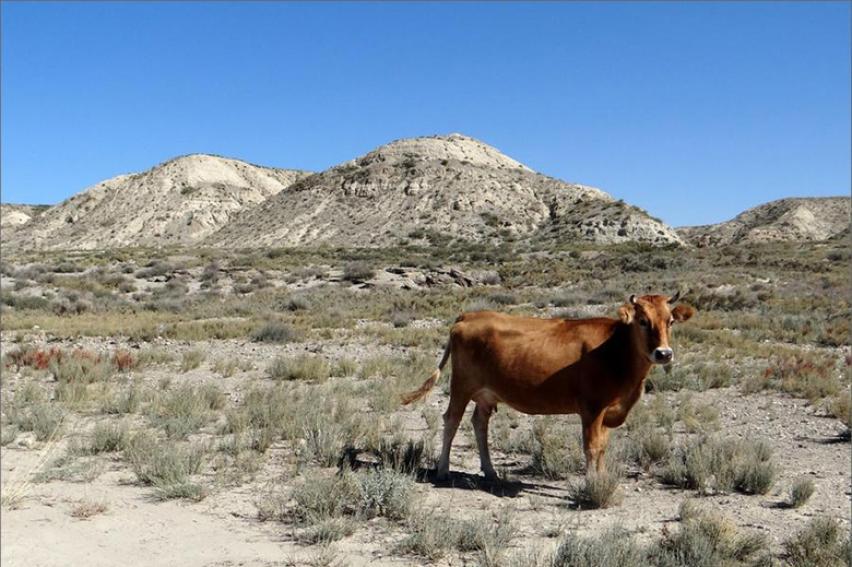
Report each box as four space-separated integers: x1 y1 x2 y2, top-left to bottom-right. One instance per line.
639 319 649 328
668 319 674 327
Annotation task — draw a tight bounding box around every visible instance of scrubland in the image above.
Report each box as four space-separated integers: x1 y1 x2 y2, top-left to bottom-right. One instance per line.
1 240 849 566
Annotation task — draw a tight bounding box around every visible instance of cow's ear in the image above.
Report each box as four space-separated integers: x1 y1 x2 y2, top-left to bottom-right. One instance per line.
671 304 695 323
618 303 634 324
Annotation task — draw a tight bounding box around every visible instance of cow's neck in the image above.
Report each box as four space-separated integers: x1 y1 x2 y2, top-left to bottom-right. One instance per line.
608 323 654 388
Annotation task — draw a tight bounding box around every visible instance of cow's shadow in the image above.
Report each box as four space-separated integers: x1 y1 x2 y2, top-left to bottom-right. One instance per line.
420 468 553 498
339 455 562 499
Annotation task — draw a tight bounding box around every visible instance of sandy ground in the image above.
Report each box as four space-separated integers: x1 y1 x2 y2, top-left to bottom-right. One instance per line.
1 337 850 567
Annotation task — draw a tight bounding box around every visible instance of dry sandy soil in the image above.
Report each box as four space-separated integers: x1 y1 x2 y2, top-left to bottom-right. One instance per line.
2 333 849 567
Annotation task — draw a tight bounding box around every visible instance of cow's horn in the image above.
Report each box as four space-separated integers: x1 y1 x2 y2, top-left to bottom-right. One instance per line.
668 291 681 304
629 294 637 305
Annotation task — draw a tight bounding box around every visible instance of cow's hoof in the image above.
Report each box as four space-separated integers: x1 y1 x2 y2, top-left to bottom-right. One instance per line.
435 470 450 482
482 470 498 482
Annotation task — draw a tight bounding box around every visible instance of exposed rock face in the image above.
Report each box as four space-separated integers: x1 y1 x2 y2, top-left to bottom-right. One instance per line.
5 155 310 250
207 134 683 248
677 197 850 247
0 204 46 232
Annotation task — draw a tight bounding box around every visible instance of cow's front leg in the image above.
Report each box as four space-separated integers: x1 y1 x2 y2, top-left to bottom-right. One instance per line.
581 410 609 474
471 402 497 481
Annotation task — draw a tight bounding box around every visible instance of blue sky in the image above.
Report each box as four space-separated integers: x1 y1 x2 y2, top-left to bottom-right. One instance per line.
2 1 849 227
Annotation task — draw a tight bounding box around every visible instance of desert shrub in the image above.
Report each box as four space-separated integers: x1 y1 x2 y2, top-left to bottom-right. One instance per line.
6 402 65 441
659 436 775 495
48 349 113 384
342 261 375 282
528 417 585 479
136 348 175 366
622 424 671 469
281 294 311 312
52 262 84 273
399 508 516 560
333 358 358 378
126 434 207 501
1 425 19 447
788 477 815 509
250 321 298 343
783 516 850 567
398 512 459 560
651 502 770 567
690 288 761 312
551 526 646 567
568 468 623 509
101 381 144 415
301 410 350 467
180 349 205 372
226 383 363 461
744 352 841 402
488 292 517 306
267 354 331 381
464 298 497 313
135 261 171 279
4 346 57 370
650 362 733 392
355 468 414 520
292 471 360 523
212 357 238 378
675 395 720 434
1 294 51 311
298 517 357 544
200 262 220 285
391 309 414 328
111 350 138 372
86 421 131 454
147 384 220 438
292 468 414 525
375 437 426 474
827 391 851 426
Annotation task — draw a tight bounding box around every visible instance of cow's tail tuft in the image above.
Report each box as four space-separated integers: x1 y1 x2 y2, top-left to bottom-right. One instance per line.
401 340 452 405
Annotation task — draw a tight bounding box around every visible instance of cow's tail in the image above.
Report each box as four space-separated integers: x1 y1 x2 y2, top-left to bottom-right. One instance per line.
401 340 452 405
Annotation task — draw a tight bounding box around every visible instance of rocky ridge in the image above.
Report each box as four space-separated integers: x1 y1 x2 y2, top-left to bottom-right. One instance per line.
4 155 310 250
207 134 683 248
677 197 850 247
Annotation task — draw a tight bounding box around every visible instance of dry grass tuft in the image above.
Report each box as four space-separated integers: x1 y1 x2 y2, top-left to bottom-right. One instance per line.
70 499 108 519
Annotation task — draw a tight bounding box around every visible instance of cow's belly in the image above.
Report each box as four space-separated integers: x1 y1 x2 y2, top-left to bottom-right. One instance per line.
471 383 582 416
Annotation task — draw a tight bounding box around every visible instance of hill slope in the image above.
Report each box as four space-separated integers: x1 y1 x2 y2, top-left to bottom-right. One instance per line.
207 134 683 248
5 155 310 250
0 204 48 232
677 197 850 247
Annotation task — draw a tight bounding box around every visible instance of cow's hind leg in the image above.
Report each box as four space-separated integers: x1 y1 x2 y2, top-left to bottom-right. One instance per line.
436 391 470 481
471 401 497 480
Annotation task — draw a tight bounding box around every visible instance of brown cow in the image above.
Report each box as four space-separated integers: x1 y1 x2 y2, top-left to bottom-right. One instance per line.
402 293 695 480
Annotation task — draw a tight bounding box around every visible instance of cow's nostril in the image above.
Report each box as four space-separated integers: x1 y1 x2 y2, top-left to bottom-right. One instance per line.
654 349 673 362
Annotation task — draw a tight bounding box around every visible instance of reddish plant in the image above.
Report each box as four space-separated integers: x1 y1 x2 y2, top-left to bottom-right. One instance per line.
111 350 136 371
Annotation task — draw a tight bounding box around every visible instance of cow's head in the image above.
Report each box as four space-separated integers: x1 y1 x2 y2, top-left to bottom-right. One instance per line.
618 292 695 364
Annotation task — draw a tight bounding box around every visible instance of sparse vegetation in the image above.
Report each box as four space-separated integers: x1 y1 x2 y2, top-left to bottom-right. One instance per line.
250 321 298 343
568 468 623 509
0 238 848 563
266 354 331 381
126 433 208 501
788 477 816 509
659 436 776 495
783 516 850 567
651 501 770 567
180 348 205 372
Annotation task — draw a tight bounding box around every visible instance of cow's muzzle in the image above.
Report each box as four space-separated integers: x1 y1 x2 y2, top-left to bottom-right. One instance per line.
652 348 673 364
